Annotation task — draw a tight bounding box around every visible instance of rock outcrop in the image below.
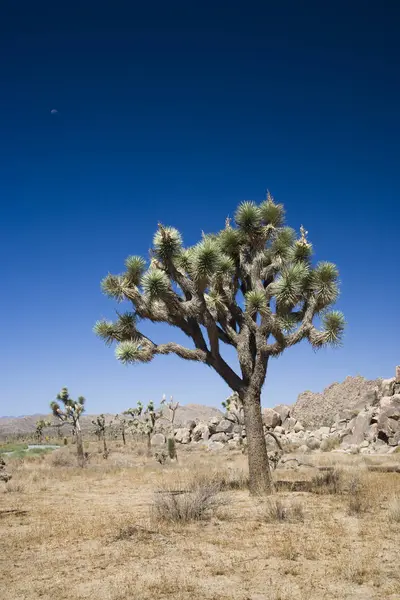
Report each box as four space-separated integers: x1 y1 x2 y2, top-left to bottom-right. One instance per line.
151 368 400 455
292 376 380 429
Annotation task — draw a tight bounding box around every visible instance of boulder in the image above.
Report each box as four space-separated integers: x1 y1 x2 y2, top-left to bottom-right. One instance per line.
208 416 221 434
347 410 372 445
191 422 210 442
262 408 281 428
366 423 378 442
306 437 320 450
207 441 225 451
381 378 395 397
294 421 304 433
352 389 379 412
215 419 235 434
380 394 400 409
298 444 309 454
184 420 197 431
273 404 291 422
314 426 331 440
274 426 284 434
209 432 229 443
174 428 191 444
282 416 297 431
396 366 400 383
150 433 166 446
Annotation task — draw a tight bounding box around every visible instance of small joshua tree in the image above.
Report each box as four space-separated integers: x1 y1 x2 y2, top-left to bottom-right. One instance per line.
51 388 86 467
160 395 179 460
35 419 51 443
124 401 161 454
95 193 344 494
113 413 128 445
92 414 109 458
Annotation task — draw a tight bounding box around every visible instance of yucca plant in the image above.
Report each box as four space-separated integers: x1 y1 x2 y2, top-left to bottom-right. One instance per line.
35 419 51 443
95 193 344 494
50 388 86 467
113 413 128 445
124 401 161 454
92 414 109 458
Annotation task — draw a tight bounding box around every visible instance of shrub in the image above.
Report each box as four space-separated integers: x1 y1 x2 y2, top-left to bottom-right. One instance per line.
261 498 304 523
152 483 225 523
3 480 25 493
50 450 75 467
388 496 400 523
311 468 343 494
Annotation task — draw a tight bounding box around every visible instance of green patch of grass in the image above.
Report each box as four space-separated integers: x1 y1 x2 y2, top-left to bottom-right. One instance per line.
0 443 28 454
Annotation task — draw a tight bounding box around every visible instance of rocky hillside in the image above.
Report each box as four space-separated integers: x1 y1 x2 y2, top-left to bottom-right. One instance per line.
0 404 223 439
291 376 381 429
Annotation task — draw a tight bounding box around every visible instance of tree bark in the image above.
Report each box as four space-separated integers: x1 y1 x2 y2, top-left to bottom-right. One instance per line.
75 421 85 468
102 433 108 458
122 428 126 445
243 388 274 495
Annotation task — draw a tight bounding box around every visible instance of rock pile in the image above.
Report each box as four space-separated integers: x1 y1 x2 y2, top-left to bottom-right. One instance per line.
292 375 380 429
151 368 400 455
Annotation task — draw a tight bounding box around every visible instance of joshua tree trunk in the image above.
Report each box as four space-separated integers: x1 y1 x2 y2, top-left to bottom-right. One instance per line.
75 421 85 468
242 387 274 496
122 428 126 445
102 433 108 458
146 432 151 456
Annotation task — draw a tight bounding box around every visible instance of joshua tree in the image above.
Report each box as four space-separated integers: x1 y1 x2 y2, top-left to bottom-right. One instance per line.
124 401 161 454
51 388 86 467
95 194 344 494
35 419 51 443
160 395 179 460
113 413 128 445
92 414 109 457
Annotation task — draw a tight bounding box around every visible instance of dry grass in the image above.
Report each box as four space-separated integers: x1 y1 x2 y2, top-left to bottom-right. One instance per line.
388 495 400 522
0 442 399 600
261 497 304 523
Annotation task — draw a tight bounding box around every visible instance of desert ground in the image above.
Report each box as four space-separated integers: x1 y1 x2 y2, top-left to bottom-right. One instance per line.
1 442 400 600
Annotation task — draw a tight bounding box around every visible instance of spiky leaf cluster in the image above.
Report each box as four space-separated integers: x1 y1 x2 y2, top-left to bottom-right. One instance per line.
124 400 162 437
96 193 344 388
50 387 85 425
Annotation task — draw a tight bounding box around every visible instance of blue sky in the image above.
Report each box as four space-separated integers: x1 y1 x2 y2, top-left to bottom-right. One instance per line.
1 1 399 416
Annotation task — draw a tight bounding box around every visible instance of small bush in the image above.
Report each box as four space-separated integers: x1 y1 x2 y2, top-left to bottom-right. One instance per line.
262 498 304 523
3 480 25 493
321 437 340 452
347 475 368 515
50 450 74 467
311 468 343 494
388 496 400 523
152 483 225 523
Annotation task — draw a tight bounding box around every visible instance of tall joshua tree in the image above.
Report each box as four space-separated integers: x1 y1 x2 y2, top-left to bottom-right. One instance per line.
51 388 86 467
95 194 344 494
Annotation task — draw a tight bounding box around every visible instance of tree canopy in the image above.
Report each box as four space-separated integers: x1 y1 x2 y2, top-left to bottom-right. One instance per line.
95 194 344 395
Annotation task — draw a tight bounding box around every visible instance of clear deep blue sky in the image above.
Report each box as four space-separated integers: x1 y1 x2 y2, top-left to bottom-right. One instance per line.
1 1 399 416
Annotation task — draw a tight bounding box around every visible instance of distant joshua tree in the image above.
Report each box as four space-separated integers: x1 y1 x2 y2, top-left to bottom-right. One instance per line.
35 419 51 443
92 414 109 458
113 413 128 445
124 401 161 454
95 193 344 494
160 395 179 460
51 388 86 467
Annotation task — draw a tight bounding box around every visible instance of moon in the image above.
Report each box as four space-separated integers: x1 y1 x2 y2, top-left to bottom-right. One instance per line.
50 109 58 114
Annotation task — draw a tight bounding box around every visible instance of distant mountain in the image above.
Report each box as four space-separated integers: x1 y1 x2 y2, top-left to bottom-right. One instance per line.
0 404 223 438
